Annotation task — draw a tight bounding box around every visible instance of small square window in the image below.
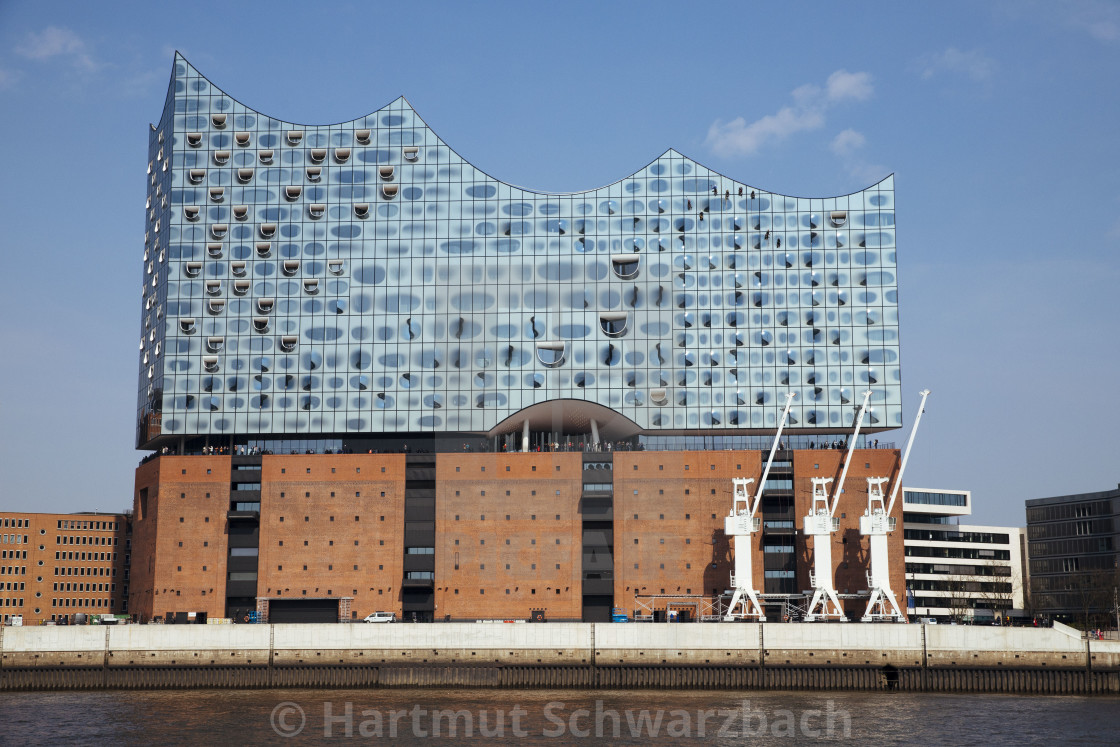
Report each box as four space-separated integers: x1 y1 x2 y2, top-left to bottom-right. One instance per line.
330 492 335 497
531 563 536 570
555 563 560 569
481 467 486 472
659 489 664 495
331 467 336 473
280 492 286 498
633 539 639 544
814 464 819 469
304 540 309 546
710 465 715 470
505 466 510 472
206 469 211 474
456 467 460 472
685 514 690 520
736 464 741 469
532 466 536 472
380 467 385 473
306 468 311 474
455 491 460 496
711 514 716 519
531 490 536 496
305 492 310 498
660 563 665 569
356 467 360 474
659 514 664 520
181 469 186 475
480 564 485 570
281 468 286 474
180 492 185 499
380 491 385 497
633 465 638 470
686 563 692 569
633 514 638 519
865 463 871 468
659 537 665 543
356 492 361 497
379 540 384 546
633 490 638 495
686 538 691 544
481 490 486 496
278 565 283 570
634 563 639 569
659 465 663 471
303 565 308 570
555 539 560 545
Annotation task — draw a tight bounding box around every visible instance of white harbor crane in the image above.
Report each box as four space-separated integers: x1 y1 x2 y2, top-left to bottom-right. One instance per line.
860 389 931 622
723 391 797 622
803 390 874 622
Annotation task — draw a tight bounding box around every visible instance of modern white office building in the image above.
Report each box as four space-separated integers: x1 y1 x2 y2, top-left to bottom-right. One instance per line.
902 488 1025 621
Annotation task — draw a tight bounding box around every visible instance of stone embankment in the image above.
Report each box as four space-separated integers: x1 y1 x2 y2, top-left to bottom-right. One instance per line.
2 622 1117 693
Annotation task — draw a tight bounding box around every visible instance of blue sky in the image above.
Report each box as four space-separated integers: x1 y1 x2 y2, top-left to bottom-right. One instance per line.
0 1 1117 525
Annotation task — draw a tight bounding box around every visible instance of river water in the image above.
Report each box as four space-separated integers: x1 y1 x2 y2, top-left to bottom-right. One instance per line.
2 688 1116 744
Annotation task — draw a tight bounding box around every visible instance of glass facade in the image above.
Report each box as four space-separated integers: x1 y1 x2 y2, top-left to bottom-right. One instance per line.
138 54 901 447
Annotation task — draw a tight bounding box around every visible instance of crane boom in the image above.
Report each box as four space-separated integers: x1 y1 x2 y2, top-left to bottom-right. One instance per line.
828 390 873 516
751 391 797 517
885 389 932 516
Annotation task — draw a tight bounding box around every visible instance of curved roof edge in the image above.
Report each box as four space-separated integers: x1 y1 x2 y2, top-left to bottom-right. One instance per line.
163 52 893 201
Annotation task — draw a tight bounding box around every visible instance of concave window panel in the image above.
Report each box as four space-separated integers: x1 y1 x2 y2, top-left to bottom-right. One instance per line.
258 149 274 164
355 129 371 144
207 242 223 258
184 262 203 277
259 224 277 238
256 241 272 257
282 260 300 276
599 312 629 338
649 388 669 406
208 298 226 314
287 130 303 145
233 205 249 220
334 148 351 163
379 165 395 180
230 261 247 276
305 167 321 182
611 254 640 280
253 316 270 332
203 356 220 372
237 168 254 183
207 336 225 352
235 131 251 146
403 146 419 161
285 186 302 201
279 335 298 352
535 341 567 368
303 279 319 294
354 203 370 218
308 203 326 219
233 280 251 295
213 150 230 165
184 206 200 221
327 260 344 275
179 318 197 334
211 113 227 128
309 148 327 163
186 132 203 147
829 210 848 227
205 280 222 295
256 298 275 313
382 183 399 199
188 169 206 184
209 187 225 202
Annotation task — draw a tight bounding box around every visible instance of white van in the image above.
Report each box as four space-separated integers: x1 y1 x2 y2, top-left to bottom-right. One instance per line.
363 611 396 623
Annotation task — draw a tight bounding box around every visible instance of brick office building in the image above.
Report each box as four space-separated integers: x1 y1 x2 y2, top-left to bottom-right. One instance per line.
129 55 906 623
0 512 130 625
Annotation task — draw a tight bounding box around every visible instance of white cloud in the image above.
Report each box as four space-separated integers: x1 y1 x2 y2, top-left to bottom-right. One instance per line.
705 70 872 158
830 128 866 157
920 47 996 82
15 27 96 71
1063 0 1120 42
826 70 873 102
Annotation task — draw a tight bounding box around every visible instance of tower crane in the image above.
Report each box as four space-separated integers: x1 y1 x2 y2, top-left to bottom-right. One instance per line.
723 391 796 622
860 389 931 622
803 390 873 622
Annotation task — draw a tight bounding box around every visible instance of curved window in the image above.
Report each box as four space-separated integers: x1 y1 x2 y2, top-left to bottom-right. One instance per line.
382 184 398 199
305 166 321 182
327 260 345 275
184 262 202 277
253 316 270 333
535 341 566 368
207 243 223 258
184 206 200 221
258 149 274 164
284 186 302 201
309 148 326 163
208 298 225 314
211 113 227 129
259 224 276 238
611 254 640 280
650 388 669 406
235 131 251 147
334 148 351 163
188 169 206 184
237 168 254 183
209 187 225 202
207 336 225 352
308 203 326 219
230 261 246 277
279 335 298 352
232 205 248 221
403 146 419 161
205 280 222 295
256 298 275 314
256 241 271 257
186 132 202 147
179 318 196 334
379 165 395 180
355 129 371 144
213 150 230 165
303 278 320 294
829 210 847 227
354 203 370 218
233 280 251 295
282 260 300 276
287 130 303 145
203 356 220 372
599 312 629 338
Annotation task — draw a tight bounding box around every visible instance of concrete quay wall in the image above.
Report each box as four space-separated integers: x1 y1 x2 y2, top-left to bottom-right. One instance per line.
3 622 1119 671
